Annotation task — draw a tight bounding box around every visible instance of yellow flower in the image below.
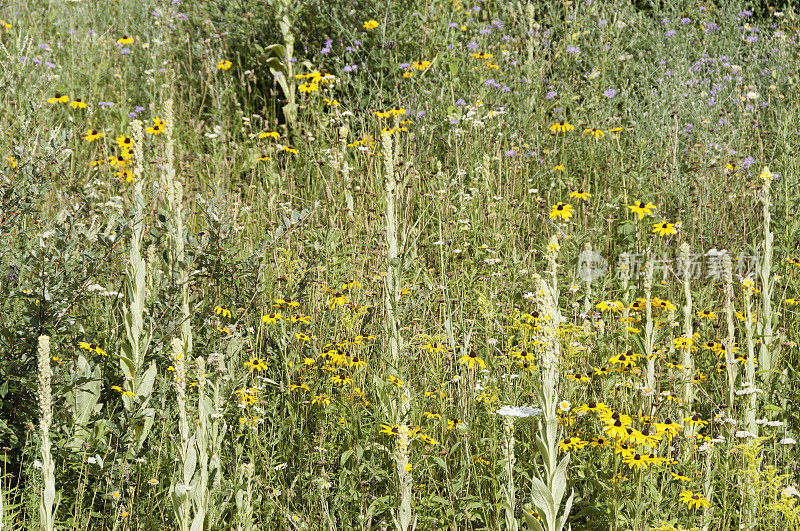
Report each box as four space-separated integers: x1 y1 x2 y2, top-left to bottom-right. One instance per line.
569 189 591 201
312 394 331 406
217 60 233 71
214 306 232 318
70 98 87 109
696 309 717 319
244 358 268 372
549 122 574 133
623 452 649 470
387 375 404 388
411 61 431 70
116 36 134 44
258 131 280 140
330 373 353 386
115 169 134 183
299 82 318 93
84 129 104 142
261 313 282 323
679 490 710 510
110 386 134 398
363 20 380 30
380 423 399 436
47 93 69 104
583 128 605 140
457 351 486 370
549 202 574 220
652 220 677 236
628 201 656 219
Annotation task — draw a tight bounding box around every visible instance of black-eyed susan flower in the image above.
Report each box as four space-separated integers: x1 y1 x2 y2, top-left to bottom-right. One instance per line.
217 59 232 70
604 419 629 439
295 332 312 342
214 306 232 318
549 121 574 133
244 358 268 372
679 490 710 510
683 413 708 428
299 82 318 93
117 36 134 44
558 437 587 451
78 341 108 356
654 418 682 439
111 385 134 398
447 419 463 430
363 20 379 30
569 189 592 201
146 122 164 135
70 98 87 109
583 128 605 140
312 394 331 406
115 170 134 183
596 300 624 312
623 452 649 470
387 375 404 388
628 201 656 219
116 135 133 149
84 129 104 142
549 202 574 220
380 423 400 436
652 220 677 236
330 373 353 386
674 336 693 349
262 313 282 323
291 315 311 324
671 472 691 482
697 309 717 320
47 93 69 104
458 351 486 370
575 401 610 416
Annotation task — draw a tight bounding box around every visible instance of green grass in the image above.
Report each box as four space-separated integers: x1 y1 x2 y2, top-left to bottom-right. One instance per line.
1 0 800 529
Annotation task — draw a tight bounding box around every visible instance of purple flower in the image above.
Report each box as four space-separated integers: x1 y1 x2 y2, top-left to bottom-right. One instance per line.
479 28 491 35
120 47 132 55
665 30 676 37
505 149 517 156
449 22 459 28
343 64 357 72
566 45 580 54
467 42 479 50
400 62 411 69
546 91 557 99
320 39 333 55
680 18 691 24
661 18 670 24
178 13 188 20
128 112 139 118
746 35 758 43
134 106 146 113
99 101 115 108
19 56 27 64
353 40 361 46
603 88 617 98
45 61 56 69
68 29 77 35
33 57 42 65
742 156 755 169
455 98 466 106
416 110 425 118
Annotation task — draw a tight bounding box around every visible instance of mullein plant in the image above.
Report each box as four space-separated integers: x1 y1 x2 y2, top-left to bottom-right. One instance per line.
121 119 152 400
170 338 192 531
382 130 413 530
162 99 192 359
643 256 657 396
192 357 211 530
757 167 776 384
526 255 573 531
742 279 758 436
723 254 738 409
37 336 56 531
678 243 695 436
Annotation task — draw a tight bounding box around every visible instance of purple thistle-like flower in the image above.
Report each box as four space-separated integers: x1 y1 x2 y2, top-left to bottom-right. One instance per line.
603 88 617 98
566 45 580 54
120 47 132 54
742 156 755 169
665 30 676 37
455 98 466 106
546 91 557 99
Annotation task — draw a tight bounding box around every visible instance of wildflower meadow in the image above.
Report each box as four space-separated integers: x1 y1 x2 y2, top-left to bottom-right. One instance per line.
3 0 800 529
